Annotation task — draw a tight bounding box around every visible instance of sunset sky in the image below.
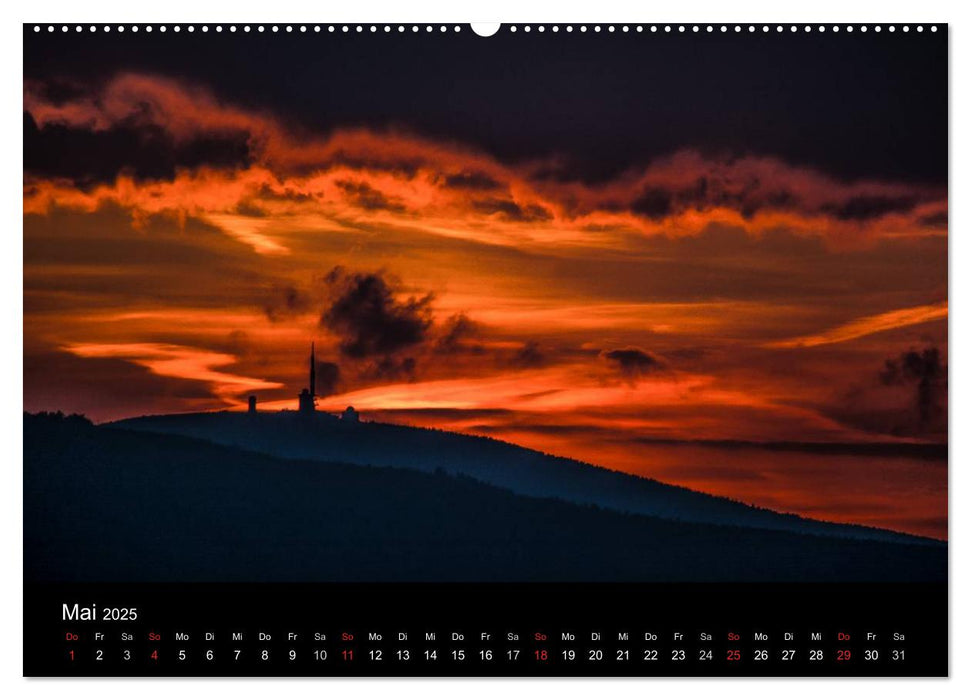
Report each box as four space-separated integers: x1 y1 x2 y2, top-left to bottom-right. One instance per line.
23 27 947 537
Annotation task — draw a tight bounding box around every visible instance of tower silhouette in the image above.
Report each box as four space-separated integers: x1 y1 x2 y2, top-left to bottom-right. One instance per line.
298 342 316 413
310 341 316 397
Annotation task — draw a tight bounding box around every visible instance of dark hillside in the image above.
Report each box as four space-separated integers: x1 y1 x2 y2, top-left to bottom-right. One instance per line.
113 411 937 544
25 412 945 582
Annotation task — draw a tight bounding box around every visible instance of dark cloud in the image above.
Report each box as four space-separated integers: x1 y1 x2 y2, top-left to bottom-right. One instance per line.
824 195 920 222
235 185 316 216
919 211 949 228
510 341 547 368
628 177 805 223
879 347 947 428
472 198 553 222
262 284 311 322
320 267 434 359
630 188 674 221
24 112 252 187
26 77 90 105
251 183 315 204
319 271 489 382
335 180 407 212
603 348 663 379
315 361 341 396
443 171 501 191
830 346 947 440
434 313 481 354
23 29 947 186
620 173 941 228
366 356 417 381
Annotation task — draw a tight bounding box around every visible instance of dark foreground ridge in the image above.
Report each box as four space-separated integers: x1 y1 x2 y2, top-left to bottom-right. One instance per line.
113 410 937 545
26 412 944 582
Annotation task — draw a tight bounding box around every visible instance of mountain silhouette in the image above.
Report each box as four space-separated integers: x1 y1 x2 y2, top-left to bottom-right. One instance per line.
25 411 944 582
112 410 937 545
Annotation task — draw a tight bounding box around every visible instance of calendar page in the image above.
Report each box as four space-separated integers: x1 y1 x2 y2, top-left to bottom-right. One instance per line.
22 21 948 677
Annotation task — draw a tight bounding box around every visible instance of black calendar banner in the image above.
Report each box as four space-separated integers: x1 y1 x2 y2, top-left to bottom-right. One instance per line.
23 22 948 678
26 582 948 676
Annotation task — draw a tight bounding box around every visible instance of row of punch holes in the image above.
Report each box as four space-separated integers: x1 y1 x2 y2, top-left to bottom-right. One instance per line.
32 24 941 35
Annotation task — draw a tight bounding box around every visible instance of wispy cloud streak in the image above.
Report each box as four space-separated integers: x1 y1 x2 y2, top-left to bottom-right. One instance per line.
767 302 948 348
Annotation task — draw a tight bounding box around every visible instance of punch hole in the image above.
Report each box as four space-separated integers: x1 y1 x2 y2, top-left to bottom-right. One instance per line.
471 23 500 37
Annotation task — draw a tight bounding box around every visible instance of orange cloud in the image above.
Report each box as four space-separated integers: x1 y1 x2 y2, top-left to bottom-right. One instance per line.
64 342 283 399
24 73 947 255
767 302 949 348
